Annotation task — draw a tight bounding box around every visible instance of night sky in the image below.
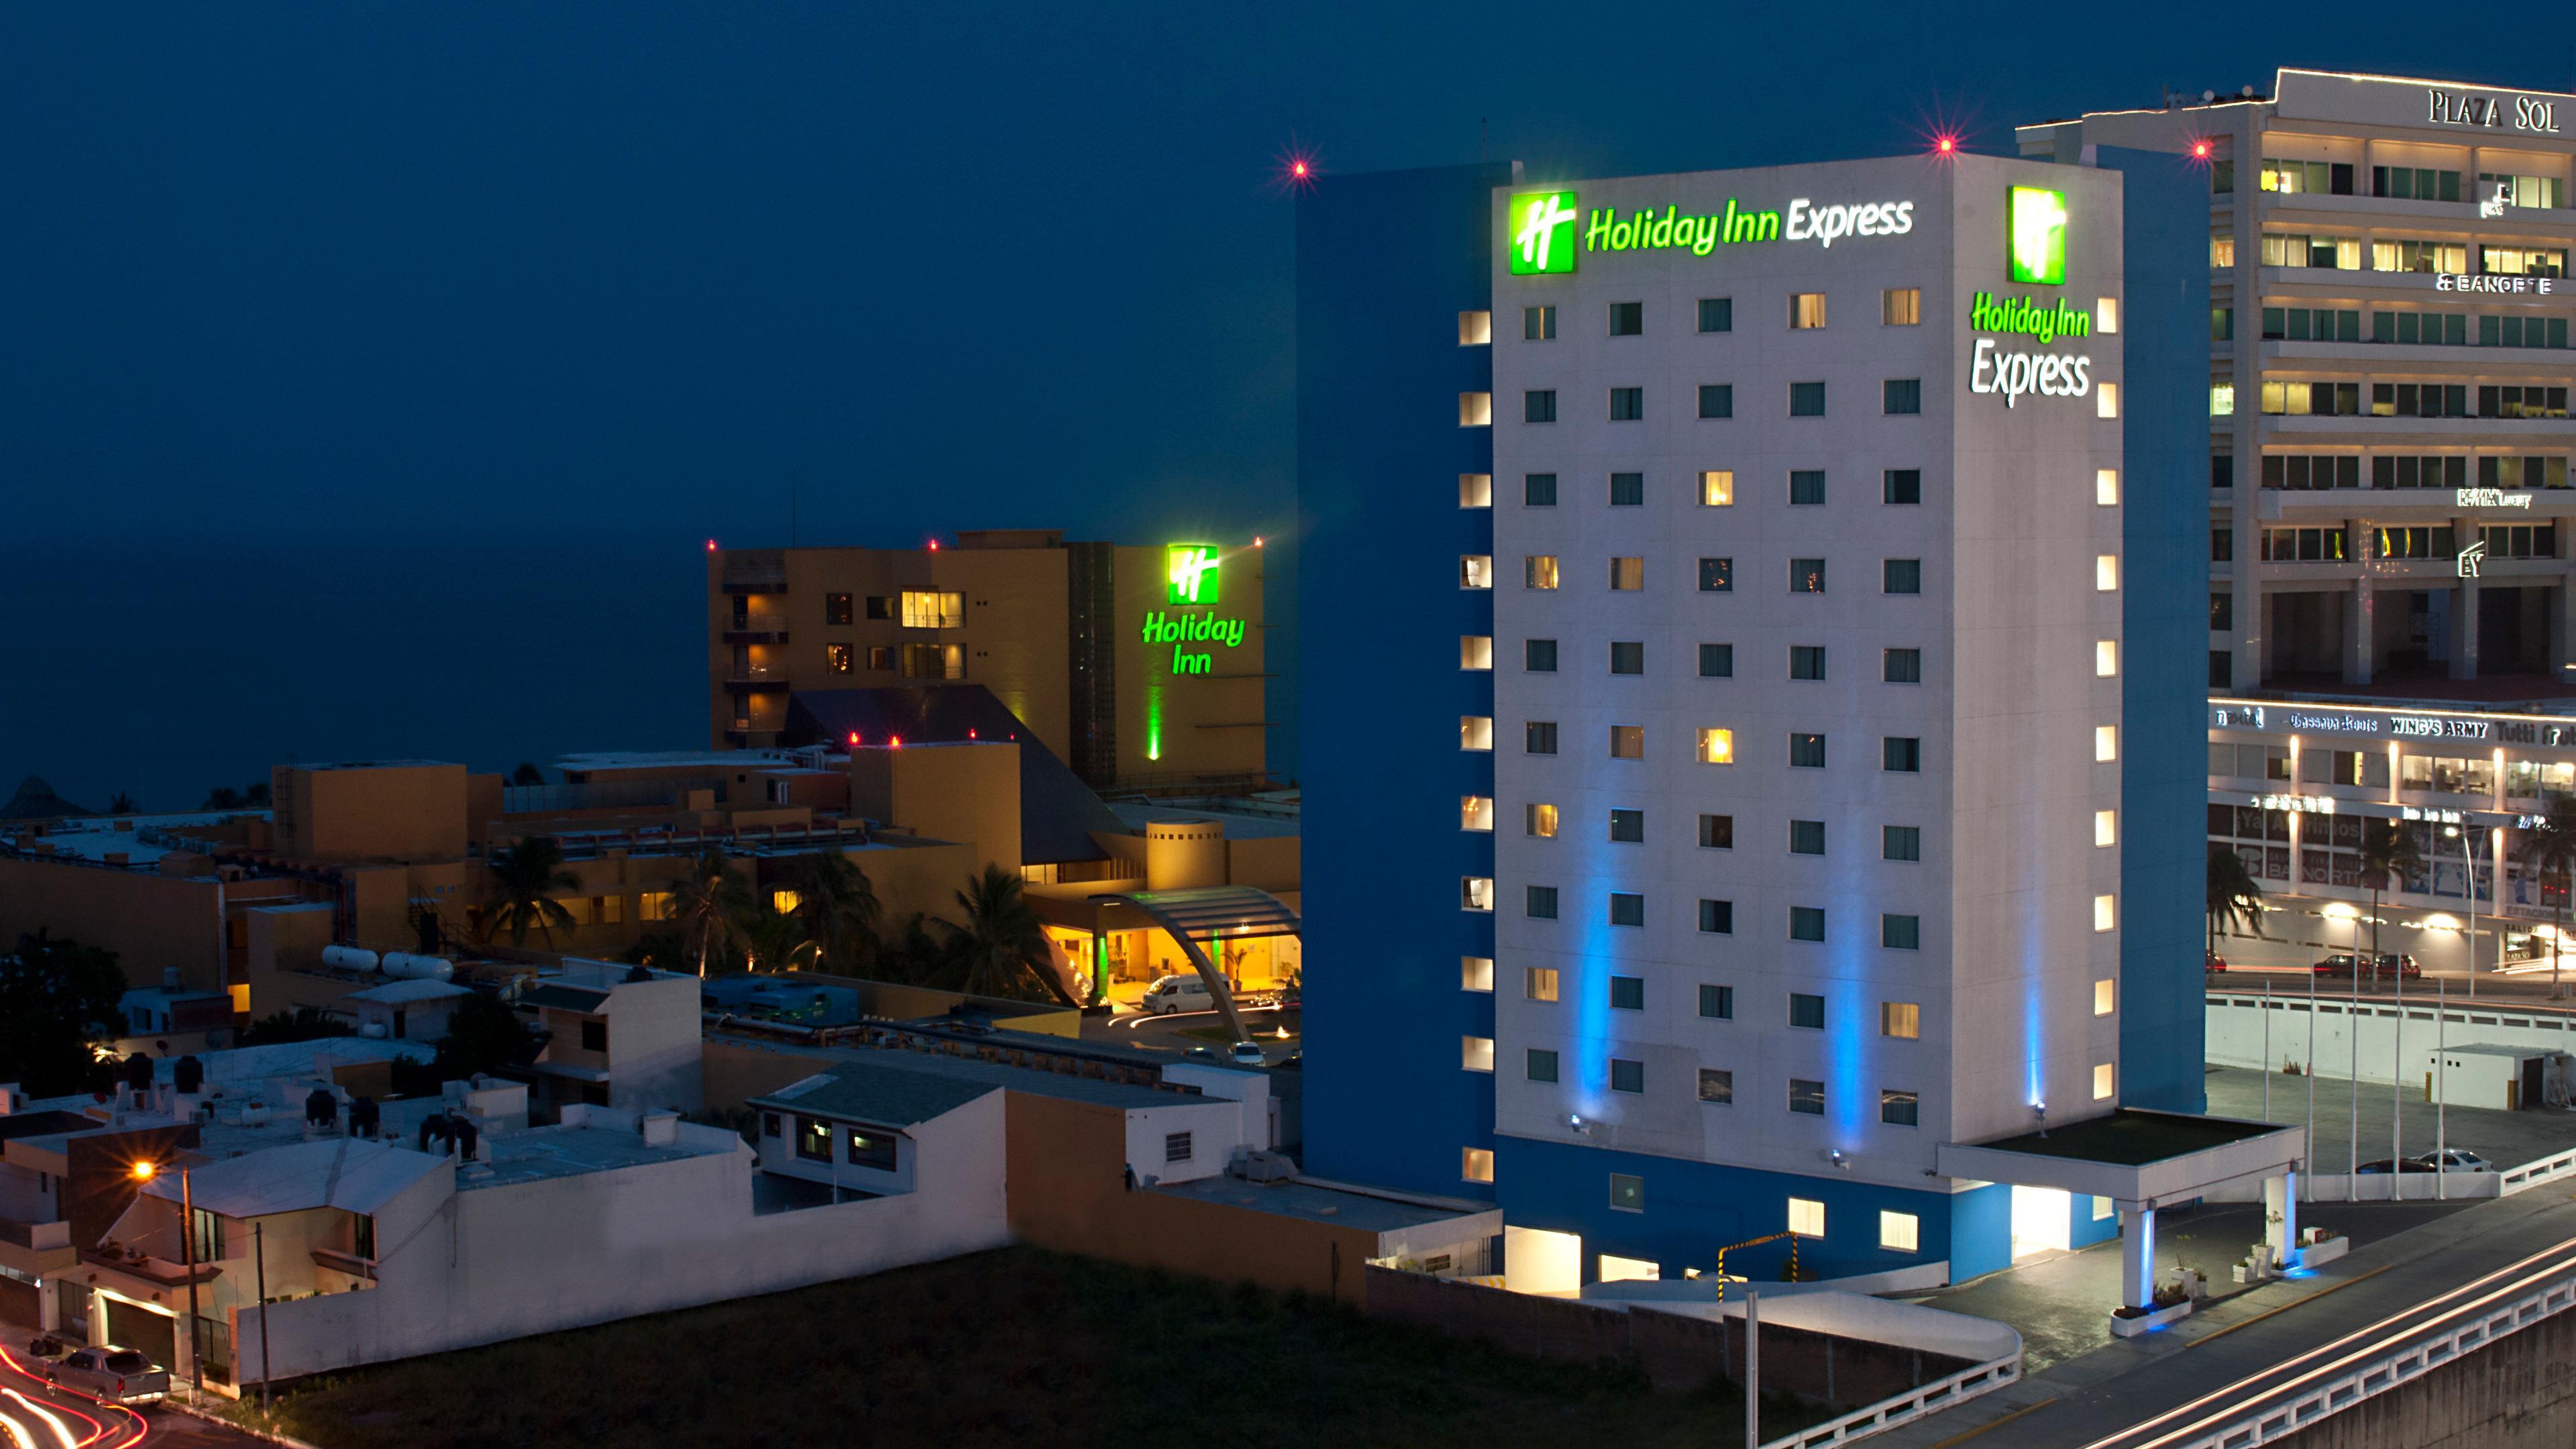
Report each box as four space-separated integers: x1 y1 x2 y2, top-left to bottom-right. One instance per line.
0 3 2548 808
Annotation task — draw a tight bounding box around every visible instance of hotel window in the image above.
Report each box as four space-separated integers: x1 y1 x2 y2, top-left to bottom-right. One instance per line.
1460 796 1494 833
2094 555 2117 592
1789 380 1826 416
2096 297 2118 333
1460 391 1492 425
1460 635 1493 670
1697 728 1733 765
2094 894 2116 932
2096 810 2117 847
1884 825 1921 862
1788 292 1827 329
1610 724 1645 759
1460 473 1493 507
2209 234 2235 268
1609 557 1644 591
1526 802 1559 838
1883 378 1923 415
1699 984 1734 1019
2373 455 2472 489
900 590 964 629
865 645 892 670
2096 640 2118 677
1789 819 1826 856
1462 956 1494 991
826 643 855 674
2095 725 2117 761
849 1132 897 1171
1462 877 1494 912
1701 470 1734 505
2095 978 2116 1016
1526 885 1559 919
1525 720 1558 754
1788 1080 1826 1118
1610 1060 1646 1095
1699 384 1734 419
1609 808 1645 843
1608 301 1643 335
1789 907 1826 943
1609 471 1645 505
1460 716 1493 751
1883 558 1921 594
1883 737 1921 772
1699 814 1733 849
1882 1002 1920 1039
865 595 896 620
796 1117 832 1162
1788 732 1826 768
1462 1147 1495 1183
2212 527 2233 562
2211 306 2232 341
1609 1173 1646 1210
900 643 965 680
1524 389 1557 423
2479 385 2571 419
1460 555 1493 590
1882 288 1920 325
1699 1069 1734 1104
1525 967 1559 1002
1524 555 1560 590
1881 1089 1920 1127
2097 382 2118 418
1609 387 1644 421
2210 382 2235 417
1525 472 1558 506
1463 1036 1495 1073
1524 305 1556 340
1790 557 1825 593
2093 1063 2116 1100
1699 297 1733 332
1788 1196 1825 1236
2262 306 2361 342
1884 468 1921 505
1527 1048 1560 1082
1789 469 1825 505
1609 975 1645 1009
1882 914 1921 949
2098 469 2119 506
824 592 853 625
1698 899 1734 934
640 891 676 922
1609 893 1646 927
1884 648 1922 684
1524 638 1558 672
1789 645 1826 681
1699 643 1734 678
2479 171 2564 209
1699 557 1733 592
2375 311 2472 346
1881 1211 1920 1252
2260 231 2362 270
2260 526 2351 561
1458 309 1492 345
2371 164 2459 201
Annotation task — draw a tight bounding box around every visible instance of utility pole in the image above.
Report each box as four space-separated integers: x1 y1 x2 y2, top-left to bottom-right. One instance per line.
2393 936 2405 1189
2436 977 2448 1203
255 1220 272 1415
1744 1287 1760 1449
181 1168 201 1394
2263 978 2272 1120
2349 914 2361 1201
2306 961 2316 1204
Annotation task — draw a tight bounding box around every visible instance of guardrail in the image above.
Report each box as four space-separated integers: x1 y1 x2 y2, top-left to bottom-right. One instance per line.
2501 1146 2576 1195
1762 1352 2021 1449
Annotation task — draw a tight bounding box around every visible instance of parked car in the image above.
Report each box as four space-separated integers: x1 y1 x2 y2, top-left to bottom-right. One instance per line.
1273 1051 1304 1071
2206 951 2228 973
1140 974 1214 1015
1227 1041 1268 1067
2415 1148 2493 1173
2311 953 2422 979
45 1346 168 1404
2355 1157 2438 1175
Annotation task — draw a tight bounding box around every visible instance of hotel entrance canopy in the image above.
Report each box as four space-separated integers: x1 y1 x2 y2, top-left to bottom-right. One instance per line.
1087 887 1301 1044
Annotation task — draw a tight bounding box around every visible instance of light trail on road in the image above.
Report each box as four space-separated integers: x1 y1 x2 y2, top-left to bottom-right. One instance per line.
0 1346 142 1449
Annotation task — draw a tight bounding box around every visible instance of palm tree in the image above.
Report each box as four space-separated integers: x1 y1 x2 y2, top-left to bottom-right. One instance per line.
667 848 755 978
483 836 582 947
739 904 820 973
105 792 137 814
941 864 1077 1006
2356 820 2426 986
2207 845 2266 955
2518 793 2576 998
793 850 883 974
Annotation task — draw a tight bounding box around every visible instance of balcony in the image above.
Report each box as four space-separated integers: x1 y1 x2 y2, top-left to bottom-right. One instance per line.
722 615 793 645
0 1214 74 1277
723 666 792 692
80 1245 219 1289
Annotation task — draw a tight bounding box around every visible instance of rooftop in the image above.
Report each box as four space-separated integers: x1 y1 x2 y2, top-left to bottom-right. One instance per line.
342 979 474 1006
143 1136 447 1219
752 1061 1000 1128
1970 1109 2289 1167
1 811 265 865
1148 1175 1497 1235
458 1116 734 1191
1107 801 1299 840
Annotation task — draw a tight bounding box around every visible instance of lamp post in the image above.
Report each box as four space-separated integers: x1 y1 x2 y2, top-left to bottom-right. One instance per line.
2324 903 2361 1201
130 1160 200 1394
2447 824 2484 999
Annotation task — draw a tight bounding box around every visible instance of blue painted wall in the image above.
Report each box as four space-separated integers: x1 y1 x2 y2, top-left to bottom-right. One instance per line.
1295 162 1514 1198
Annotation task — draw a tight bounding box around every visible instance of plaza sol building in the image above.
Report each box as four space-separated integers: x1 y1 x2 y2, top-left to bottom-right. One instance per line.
1297 150 2273 1295
2025 71 2576 977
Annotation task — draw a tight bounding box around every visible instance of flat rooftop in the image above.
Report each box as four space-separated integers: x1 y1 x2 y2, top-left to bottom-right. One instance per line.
3 810 265 865
459 1120 730 1191
1148 1175 1493 1234
1972 1109 2288 1167
1107 801 1299 840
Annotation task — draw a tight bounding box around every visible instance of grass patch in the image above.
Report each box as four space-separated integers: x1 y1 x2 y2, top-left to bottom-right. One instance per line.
215 1246 1813 1448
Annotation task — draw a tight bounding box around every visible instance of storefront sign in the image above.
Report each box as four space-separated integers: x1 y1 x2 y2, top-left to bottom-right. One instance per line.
2457 488 2536 509
2434 274 2557 294
2252 793 2337 814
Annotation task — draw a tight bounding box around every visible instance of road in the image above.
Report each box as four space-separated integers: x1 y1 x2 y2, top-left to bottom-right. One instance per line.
0 1341 268 1449
1086 1002 1299 1062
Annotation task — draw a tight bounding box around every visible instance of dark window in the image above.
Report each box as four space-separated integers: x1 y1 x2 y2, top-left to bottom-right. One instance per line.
1790 645 1827 680
1525 472 1558 506
796 1117 832 1162
580 1020 608 1053
847 1130 898 1171
2210 592 2233 630
1523 305 1556 340
1883 559 1921 594
1527 1048 1560 1082
1884 737 1921 772
761 1112 782 1138
1526 885 1559 919
1790 557 1826 593
1525 639 1558 672
1699 984 1734 1020
1883 914 1922 949
1790 906 1826 942
1790 1078 1826 1115
1883 378 1923 415
1790 381 1826 416
1699 643 1734 677
1610 1059 1646 1094
1698 814 1733 849
1609 892 1646 926
1884 649 1922 684
1699 1069 1735 1104
1881 1089 1920 1126
1699 297 1733 332
1609 387 1644 421
2212 527 2234 563
864 595 896 621
1789 992 1825 1028
1609 975 1644 1010
1884 469 1921 504
1525 720 1559 754
1609 1171 1645 1208
2210 651 2234 689
1525 390 1557 423
866 645 892 670
1609 301 1643 335
1699 384 1734 419
1609 808 1645 843
1790 733 1827 768
1609 472 1645 505
1789 819 1826 855
2211 454 2235 490
1790 470 1826 505
1699 557 1733 592
1699 899 1733 934
1884 825 1922 862
1609 641 1644 676
824 592 854 625
1165 1132 1193 1164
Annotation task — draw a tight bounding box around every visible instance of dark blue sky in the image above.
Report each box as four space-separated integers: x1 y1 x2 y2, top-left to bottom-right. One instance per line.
0 3 2548 808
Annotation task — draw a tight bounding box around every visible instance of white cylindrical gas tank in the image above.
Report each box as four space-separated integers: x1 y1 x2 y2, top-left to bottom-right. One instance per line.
321 945 380 973
379 953 454 980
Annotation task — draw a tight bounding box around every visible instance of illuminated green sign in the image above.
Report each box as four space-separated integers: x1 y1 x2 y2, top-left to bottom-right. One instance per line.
1509 191 1580 274
1562 198 1913 260
1166 543 1220 605
1969 291 2090 343
2008 186 2068 285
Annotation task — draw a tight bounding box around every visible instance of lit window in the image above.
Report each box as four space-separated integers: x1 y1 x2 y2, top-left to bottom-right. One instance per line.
1458 310 1492 346
1460 392 1493 427
826 643 854 674
2095 725 2117 761
1525 967 1559 1002
2093 1063 2115 1100
2210 383 2235 417
1882 288 1920 325
1462 1036 1494 1073
2097 382 2118 418
1881 1002 1920 1039
2094 810 2116 847
1460 796 1494 833
2096 641 2118 677
1880 1211 1919 1252
1609 557 1644 591
1461 636 1493 670
899 590 964 629
772 889 802 914
1527 802 1559 837
1460 716 1493 751
1460 957 1493 991
1463 1147 1495 1183
1460 555 1493 590
1462 877 1493 912
2096 297 2118 333
2097 469 2118 506
1787 1197 1825 1237
2094 894 2116 932
1701 470 1734 506
1525 555 1560 590
2092 1195 2114 1222
1789 293 1827 329
1460 473 1493 508
2094 978 2115 1016
1697 729 1735 765
2096 555 2118 591
1597 1253 1658 1282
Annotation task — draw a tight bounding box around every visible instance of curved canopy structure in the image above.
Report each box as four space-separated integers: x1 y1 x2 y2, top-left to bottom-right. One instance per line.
1088 886 1301 1046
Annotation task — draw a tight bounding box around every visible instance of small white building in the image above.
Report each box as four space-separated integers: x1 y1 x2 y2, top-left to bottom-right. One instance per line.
517 961 704 1115
339 979 474 1042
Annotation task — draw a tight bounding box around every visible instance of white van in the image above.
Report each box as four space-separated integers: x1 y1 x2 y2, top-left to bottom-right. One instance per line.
1141 973 1214 1015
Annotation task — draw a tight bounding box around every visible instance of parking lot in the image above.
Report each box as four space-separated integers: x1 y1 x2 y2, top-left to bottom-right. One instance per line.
2201 1063 2576 1176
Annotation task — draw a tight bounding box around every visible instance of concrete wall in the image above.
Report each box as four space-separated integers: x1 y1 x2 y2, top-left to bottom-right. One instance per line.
2267 1299 2576 1448
272 763 467 864
849 742 1020 878
0 858 228 992
2206 991 2571 1090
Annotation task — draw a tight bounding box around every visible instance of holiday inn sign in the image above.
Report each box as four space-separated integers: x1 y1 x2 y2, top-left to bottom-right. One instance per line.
1509 188 1916 274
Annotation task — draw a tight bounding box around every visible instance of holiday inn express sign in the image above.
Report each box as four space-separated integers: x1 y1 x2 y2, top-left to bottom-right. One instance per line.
1509 188 1916 274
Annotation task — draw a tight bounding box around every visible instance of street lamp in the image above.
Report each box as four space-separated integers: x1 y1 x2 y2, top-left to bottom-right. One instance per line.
2323 903 2361 1197
2446 824 2485 999
129 1159 202 1395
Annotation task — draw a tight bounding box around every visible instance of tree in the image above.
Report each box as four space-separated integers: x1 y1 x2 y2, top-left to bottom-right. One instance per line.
793 850 882 973
482 836 582 947
941 864 1077 1006
392 992 542 1097
2519 793 2576 998
2357 820 2427 986
244 781 272 808
201 786 246 810
237 1007 354 1046
875 912 959 986
0 931 127 1097
737 905 819 973
668 849 754 977
105 792 137 814
2207 845 2267 954
616 930 688 971
510 762 545 786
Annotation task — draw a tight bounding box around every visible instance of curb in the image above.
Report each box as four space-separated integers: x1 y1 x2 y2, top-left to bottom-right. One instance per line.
163 1393 329 1449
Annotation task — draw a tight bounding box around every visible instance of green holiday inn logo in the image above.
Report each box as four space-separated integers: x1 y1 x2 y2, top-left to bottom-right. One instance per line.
2008 186 2068 286
1509 191 1579 274
1166 543 1220 606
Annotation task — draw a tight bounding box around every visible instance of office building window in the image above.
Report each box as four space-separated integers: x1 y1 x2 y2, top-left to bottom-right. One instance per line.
900 643 966 680
1463 1147 1495 1183
1525 472 1558 506
1881 1211 1920 1252
2095 979 2116 1016
1789 733 1826 768
1463 1036 1494 1073
1609 471 1645 505
1609 807 1645 843
1882 914 1921 949
1699 643 1733 678
1790 557 1825 593
1789 820 1826 855
1526 885 1559 919
1788 993 1825 1029
826 643 854 674
1609 386 1644 421
1881 1089 1920 1127
1610 1059 1646 1095
1882 1002 1920 1038
1609 893 1646 927
1884 648 1922 684
1525 967 1559 1002
1609 641 1645 676
1609 1172 1645 1210
1609 557 1644 590
1883 736 1921 772
1462 957 1494 991
1789 1080 1826 1117
1699 557 1733 592
1460 473 1493 507
1609 975 1644 1010
1699 899 1734 934
1883 287 1921 325
1789 469 1826 505
1525 720 1559 754
824 592 853 625
1701 470 1733 504
1610 724 1645 759
2096 640 2118 677
1697 728 1733 764
1699 384 1734 419
865 645 892 671
1788 292 1826 328
1526 802 1559 838
1462 877 1493 912
1790 907 1826 942
1699 297 1733 332
1699 984 1734 1019
1789 645 1827 681
1884 825 1921 862
1789 380 1826 415
1883 378 1923 415
1527 1048 1560 1082
1525 390 1557 423
1884 469 1921 504
1525 638 1558 672
1698 813 1733 849
1883 558 1921 594
1525 555 1560 590
1609 301 1643 335
1699 1069 1734 1104
1525 305 1556 340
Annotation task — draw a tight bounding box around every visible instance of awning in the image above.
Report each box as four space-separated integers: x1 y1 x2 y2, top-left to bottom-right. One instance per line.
1935 1108 2306 1211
